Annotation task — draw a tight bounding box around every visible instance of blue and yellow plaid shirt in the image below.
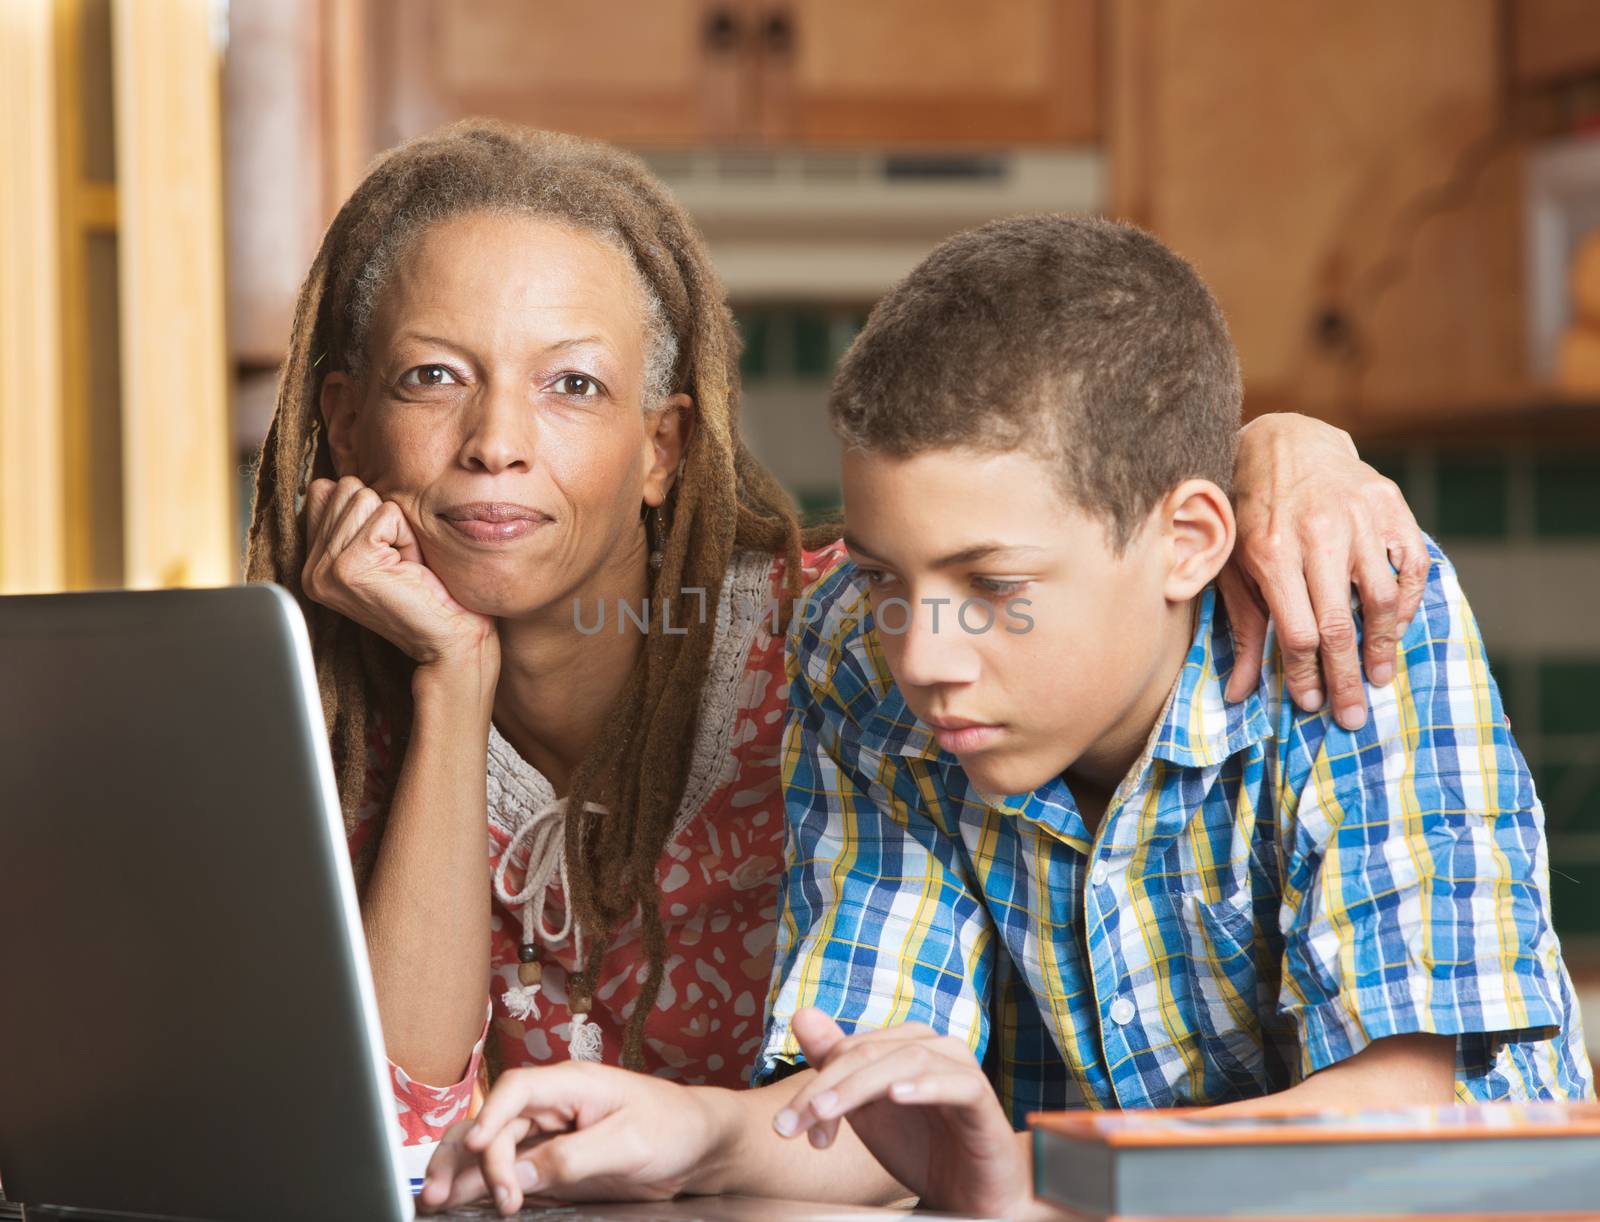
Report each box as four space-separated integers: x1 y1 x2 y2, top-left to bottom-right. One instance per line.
756 541 1593 1121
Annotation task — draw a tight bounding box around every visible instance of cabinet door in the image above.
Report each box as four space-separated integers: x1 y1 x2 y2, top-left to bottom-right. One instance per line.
1110 0 1524 424
378 0 754 147
759 0 1099 146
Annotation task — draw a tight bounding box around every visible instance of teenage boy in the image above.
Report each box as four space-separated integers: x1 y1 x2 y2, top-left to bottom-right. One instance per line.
748 214 1592 1216
421 216 1590 1219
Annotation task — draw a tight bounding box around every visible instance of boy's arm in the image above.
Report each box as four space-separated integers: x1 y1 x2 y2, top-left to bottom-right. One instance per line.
1273 540 1588 1100
1204 1032 1456 1116
754 564 998 1094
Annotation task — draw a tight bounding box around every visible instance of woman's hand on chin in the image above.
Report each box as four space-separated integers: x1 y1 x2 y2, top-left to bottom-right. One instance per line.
302 475 498 671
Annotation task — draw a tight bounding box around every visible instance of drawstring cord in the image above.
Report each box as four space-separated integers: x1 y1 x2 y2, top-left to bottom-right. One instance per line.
491 797 608 1061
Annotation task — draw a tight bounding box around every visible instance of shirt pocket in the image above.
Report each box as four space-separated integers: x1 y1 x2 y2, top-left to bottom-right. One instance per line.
1182 888 1274 1098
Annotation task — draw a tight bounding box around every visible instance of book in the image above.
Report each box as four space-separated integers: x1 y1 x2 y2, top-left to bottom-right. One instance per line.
1029 1101 1600 1220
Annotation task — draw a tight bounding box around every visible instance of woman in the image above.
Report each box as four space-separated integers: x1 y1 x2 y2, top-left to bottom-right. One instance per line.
243 121 1427 1159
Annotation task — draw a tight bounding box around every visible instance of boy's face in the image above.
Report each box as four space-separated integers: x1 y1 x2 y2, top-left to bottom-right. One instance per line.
840 446 1205 799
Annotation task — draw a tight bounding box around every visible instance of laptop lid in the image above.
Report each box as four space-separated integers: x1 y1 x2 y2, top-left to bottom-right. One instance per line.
0 584 412 1222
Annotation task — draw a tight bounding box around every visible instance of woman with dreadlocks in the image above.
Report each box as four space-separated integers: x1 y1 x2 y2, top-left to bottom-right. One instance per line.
245 121 1428 1211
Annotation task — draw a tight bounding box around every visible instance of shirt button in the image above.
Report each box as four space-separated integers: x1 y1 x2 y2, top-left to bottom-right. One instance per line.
1089 861 1109 887
1109 996 1136 1026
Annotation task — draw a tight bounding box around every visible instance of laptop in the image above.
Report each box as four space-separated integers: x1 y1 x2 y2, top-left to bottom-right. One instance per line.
0 584 414 1222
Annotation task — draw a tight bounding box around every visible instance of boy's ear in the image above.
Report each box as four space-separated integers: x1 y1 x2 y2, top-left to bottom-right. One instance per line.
319 373 361 478
643 393 695 507
1161 478 1236 602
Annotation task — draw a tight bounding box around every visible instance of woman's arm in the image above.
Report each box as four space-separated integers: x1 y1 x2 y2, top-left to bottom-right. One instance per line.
300 475 503 1086
361 650 499 1086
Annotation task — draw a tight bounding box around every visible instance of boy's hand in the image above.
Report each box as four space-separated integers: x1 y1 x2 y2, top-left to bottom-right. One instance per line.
416 1063 721 1214
774 1009 1033 1219
1225 412 1429 731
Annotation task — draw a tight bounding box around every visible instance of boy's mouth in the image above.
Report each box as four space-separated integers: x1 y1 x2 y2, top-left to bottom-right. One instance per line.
926 716 1006 755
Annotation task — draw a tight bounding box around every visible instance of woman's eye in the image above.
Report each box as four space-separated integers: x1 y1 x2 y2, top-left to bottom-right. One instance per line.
859 568 895 587
399 364 460 388
553 374 601 397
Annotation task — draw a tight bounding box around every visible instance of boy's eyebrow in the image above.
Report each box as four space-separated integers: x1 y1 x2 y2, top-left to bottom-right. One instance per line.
843 533 1047 568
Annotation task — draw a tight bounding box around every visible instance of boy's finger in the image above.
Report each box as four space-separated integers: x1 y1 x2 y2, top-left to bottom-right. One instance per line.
802 1043 961 1126
886 1070 989 1109
792 1007 849 1065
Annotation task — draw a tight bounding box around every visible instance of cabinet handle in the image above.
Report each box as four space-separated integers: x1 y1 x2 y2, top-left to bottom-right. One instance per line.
704 8 743 53
763 9 794 55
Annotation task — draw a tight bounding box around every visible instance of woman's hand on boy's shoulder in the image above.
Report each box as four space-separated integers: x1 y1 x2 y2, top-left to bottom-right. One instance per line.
1226 413 1430 731
775 1009 1040 1220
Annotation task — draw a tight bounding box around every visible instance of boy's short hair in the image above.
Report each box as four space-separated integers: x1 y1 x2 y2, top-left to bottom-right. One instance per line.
829 214 1243 550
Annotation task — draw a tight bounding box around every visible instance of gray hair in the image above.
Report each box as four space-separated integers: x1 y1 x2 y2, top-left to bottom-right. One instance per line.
345 206 680 411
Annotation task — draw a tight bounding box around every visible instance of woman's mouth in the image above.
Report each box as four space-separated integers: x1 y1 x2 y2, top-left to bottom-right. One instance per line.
437 503 552 544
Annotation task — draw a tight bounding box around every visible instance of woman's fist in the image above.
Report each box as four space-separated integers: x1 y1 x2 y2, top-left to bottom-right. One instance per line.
302 476 496 668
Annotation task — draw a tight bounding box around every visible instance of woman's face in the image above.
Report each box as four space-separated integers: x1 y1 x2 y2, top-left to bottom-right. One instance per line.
320 212 690 618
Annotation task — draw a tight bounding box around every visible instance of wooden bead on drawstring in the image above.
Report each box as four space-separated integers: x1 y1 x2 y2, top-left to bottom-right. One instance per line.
517 960 543 987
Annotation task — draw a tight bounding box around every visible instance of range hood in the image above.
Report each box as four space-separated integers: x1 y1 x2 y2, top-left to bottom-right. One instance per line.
640 148 1105 300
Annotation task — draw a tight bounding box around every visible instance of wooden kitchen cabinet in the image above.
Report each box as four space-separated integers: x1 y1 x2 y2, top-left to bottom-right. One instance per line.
376 0 1099 149
759 0 1099 145
1511 0 1600 88
1109 0 1527 426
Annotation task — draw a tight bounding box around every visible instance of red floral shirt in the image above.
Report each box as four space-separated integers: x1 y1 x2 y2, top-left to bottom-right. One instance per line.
347 542 847 1145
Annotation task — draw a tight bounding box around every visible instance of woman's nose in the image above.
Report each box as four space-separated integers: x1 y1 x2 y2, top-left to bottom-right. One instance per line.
459 387 532 473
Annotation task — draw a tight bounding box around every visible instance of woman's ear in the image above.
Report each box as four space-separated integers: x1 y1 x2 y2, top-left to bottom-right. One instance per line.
1161 478 1237 602
642 393 695 507
319 373 361 478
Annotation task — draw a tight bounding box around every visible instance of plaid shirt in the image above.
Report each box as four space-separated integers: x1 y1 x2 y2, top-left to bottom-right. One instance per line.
757 540 1593 1122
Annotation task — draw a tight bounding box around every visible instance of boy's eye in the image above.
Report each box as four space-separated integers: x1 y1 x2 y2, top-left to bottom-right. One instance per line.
552 373 601 397
974 576 1028 595
399 364 460 388
858 567 896 588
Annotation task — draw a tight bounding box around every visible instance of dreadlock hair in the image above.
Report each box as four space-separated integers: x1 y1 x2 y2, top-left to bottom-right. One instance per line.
244 119 833 1073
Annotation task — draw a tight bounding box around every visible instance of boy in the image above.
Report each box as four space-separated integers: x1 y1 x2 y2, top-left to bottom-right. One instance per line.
749 214 1593 1215
425 216 1590 1219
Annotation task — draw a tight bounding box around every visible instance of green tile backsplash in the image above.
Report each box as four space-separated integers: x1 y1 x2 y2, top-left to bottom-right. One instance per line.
1534 454 1600 538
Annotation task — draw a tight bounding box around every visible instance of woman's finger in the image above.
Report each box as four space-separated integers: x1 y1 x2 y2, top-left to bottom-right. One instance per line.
1390 536 1431 639
367 500 424 567
1301 536 1366 730
304 478 336 544
1248 542 1324 713
417 1119 476 1213
466 1064 586 1155
479 1114 534 1215
325 485 384 560
1216 563 1270 702
1352 531 1402 689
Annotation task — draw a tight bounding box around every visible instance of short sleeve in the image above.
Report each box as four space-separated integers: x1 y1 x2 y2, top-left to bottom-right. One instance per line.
1276 545 1569 1083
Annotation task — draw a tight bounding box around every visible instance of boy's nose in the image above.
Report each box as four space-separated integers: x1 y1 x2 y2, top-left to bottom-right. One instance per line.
886 596 982 689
